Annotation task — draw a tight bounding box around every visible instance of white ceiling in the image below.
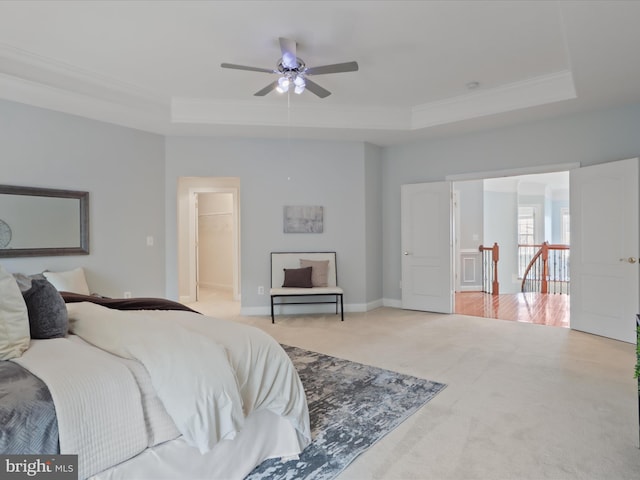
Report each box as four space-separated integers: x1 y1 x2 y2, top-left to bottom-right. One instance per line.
1 1 639 146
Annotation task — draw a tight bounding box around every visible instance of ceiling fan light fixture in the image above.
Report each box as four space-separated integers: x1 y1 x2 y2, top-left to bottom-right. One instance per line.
222 36 358 98
278 76 290 88
282 52 297 69
276 76 291 93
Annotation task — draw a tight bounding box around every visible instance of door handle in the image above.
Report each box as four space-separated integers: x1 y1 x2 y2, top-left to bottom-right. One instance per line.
620 257 637 264
403 251 411 256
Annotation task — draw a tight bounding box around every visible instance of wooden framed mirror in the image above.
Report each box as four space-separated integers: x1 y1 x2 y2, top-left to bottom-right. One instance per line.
0 184 89 257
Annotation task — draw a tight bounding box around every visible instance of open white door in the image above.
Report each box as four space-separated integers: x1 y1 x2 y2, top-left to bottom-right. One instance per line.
570 158 639 343
401 181 453 313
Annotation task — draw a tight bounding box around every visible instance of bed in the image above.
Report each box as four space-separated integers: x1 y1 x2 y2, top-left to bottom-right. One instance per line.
0 266 311 480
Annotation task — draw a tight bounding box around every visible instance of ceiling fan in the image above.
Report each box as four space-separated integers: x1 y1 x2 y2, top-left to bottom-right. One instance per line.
220 37 358 98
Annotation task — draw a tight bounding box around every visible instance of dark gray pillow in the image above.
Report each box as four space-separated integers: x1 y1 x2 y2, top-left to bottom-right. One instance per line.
13 272 45 293
282 266 313 288
22 279 68 339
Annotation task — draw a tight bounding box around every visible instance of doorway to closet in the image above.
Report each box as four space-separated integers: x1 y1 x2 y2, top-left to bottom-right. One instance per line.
176 177 240 317
195 192 235 302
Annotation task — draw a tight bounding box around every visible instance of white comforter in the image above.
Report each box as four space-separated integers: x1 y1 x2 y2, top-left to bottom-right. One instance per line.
66 302 311 457
12 338 150 480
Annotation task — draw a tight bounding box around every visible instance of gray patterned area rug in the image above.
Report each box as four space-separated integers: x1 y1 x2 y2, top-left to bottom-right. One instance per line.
245 345 447 480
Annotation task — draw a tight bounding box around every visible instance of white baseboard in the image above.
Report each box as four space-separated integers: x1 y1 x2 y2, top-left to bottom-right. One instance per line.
382 298 402 309
365 299 384 310
459 286 482 292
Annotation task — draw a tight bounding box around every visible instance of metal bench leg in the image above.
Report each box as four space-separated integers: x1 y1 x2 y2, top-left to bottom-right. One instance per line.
271 296 275 324
340 294 344 321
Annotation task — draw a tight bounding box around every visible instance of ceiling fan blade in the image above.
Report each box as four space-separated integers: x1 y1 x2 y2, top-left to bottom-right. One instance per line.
305 61 359 76
279 37 298 69
254 80 279 96
221 63 275 74
304 79 331 98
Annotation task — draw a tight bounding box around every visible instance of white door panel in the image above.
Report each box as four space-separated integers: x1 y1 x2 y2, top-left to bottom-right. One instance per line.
570 158 639 343
401 182 453 313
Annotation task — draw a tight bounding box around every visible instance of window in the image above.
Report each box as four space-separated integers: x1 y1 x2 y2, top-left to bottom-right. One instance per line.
560 207 570 244
518 206 536 245
518 206 536 278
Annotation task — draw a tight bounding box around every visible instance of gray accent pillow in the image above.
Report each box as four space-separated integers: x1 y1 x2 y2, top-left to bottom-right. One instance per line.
282 267 313 288
299 259 330 287
22 279 69 339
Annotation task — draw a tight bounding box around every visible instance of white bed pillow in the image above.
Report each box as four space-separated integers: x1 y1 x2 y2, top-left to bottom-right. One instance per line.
0 264 30 360
43 267 91 295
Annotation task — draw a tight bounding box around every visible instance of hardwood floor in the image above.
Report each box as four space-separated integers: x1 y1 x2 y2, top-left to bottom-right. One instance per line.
192 287 571 329
454 291 570 328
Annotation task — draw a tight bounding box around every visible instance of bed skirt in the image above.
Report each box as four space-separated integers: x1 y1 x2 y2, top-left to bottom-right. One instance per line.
89 408 305 480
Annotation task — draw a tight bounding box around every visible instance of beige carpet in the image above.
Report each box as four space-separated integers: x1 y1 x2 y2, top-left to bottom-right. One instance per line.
190 293 639 480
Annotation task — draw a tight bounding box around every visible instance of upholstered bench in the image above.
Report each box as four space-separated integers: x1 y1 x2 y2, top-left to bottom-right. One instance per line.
270 251 344 323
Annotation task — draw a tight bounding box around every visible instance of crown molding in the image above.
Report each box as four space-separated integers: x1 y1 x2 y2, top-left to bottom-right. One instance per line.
0 73 169 134
0 43 167 111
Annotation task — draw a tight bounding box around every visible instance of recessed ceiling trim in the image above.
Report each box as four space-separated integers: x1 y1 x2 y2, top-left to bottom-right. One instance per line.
171 97 410 130
412 70 577 129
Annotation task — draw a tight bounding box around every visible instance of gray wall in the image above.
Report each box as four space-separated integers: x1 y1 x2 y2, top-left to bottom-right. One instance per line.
0 99 166 297
4 96 640 310
364 143 383 306
381 103 640 302
165 136 372 312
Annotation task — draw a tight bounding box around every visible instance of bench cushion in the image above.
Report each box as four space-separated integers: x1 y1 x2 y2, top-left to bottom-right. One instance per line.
270 287 343 296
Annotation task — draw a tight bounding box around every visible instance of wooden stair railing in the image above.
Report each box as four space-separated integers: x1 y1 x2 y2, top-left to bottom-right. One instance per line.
520 242 570 294
479 242 499 295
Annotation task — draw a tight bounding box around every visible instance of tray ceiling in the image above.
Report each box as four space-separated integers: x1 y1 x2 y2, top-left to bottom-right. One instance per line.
0 1 639 146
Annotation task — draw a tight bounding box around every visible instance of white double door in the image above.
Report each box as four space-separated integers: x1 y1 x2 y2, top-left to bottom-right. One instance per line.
401 158 639 343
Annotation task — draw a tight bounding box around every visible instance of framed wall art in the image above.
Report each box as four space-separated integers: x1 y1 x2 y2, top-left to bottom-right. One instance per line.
283 205 323 233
